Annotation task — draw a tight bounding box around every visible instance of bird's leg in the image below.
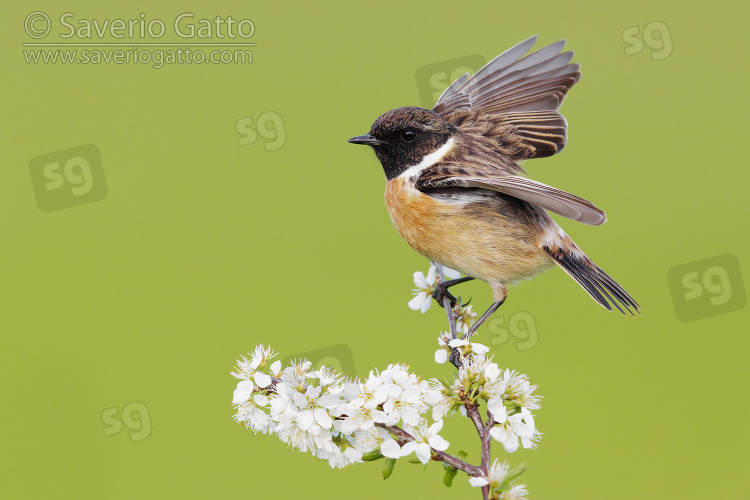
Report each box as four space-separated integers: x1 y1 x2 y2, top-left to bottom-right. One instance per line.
432 277 475 309
450 298 504 367
463 297 506 340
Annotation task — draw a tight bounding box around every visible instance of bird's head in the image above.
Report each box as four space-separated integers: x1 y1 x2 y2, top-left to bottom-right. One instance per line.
348 106 457 179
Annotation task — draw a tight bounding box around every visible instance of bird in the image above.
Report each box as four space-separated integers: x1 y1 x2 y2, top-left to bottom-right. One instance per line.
348 35 640 336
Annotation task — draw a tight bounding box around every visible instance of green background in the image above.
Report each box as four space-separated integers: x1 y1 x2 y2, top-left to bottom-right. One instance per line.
2 1 748 498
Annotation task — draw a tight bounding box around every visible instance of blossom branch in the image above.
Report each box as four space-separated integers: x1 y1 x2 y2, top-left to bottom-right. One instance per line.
231 263 541 499
376 422 482 476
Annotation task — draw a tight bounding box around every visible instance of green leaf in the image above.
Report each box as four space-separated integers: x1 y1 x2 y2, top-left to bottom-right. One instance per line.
505 463 529 482
495 463 529 492
362 451 384 461
408 458 422 464
382 458 396 480
456 450 468 461
443 468 458 487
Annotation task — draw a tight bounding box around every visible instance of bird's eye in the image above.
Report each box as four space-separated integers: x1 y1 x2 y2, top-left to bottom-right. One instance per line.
401 129 417 142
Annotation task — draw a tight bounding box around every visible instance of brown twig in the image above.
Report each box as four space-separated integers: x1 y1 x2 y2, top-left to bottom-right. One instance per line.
375 423 483 476
429 271 494 500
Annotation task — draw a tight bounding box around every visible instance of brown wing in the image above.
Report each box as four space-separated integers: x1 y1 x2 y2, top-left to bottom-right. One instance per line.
434 36 581 160
416 165 606 226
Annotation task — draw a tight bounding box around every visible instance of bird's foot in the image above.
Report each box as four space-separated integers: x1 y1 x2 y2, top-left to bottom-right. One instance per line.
449 347 463 368
432 281 458 309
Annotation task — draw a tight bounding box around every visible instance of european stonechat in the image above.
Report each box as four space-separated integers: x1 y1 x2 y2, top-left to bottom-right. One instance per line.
349 36 640 335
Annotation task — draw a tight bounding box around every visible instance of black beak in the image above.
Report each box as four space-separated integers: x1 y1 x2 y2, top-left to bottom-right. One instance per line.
348 134 384 146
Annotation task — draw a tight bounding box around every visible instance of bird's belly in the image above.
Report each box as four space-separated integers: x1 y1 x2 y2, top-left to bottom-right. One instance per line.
385 178 552 285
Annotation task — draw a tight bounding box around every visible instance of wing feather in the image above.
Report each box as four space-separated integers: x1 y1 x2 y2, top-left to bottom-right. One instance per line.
434 36 581 115
433 36 581 159
416 169 606 226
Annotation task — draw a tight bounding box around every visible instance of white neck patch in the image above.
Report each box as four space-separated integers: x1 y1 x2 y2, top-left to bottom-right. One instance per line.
398 137 455 179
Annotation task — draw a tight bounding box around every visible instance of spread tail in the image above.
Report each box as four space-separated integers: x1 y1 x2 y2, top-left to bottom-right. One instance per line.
543 236 640 315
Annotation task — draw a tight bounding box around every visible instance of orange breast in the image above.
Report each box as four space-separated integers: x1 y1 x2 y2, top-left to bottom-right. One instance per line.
384 177 552 291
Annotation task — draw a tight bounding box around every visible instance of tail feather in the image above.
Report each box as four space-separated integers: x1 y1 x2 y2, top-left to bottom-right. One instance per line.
543 241 640 315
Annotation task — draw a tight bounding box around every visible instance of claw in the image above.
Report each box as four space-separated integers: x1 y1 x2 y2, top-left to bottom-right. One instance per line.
449 347 462 369
432 282 458 309
431 276 476 310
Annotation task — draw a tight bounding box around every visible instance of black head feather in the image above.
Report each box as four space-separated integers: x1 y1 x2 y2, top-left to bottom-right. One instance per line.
362 106 457 180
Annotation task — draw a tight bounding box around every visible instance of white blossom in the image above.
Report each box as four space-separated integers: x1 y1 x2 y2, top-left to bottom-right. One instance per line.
489 406 539 453
230 342 542 486
380 438 406 458
316 437 364 469
484 362 501 382
343 364 432 432
500 484 529 500
352 427 388 453
408 266 437 313
408 264 462 313
448 339 491 361
502 369 541 410
425 379 460 421
254 371 272 389
486 459 510 485
456 304 478 333
267 360 352 456
401 419 450 464
231 347 278 434
231 345 277 381
330 446 364 468
435 332 452 365
232 380 271 433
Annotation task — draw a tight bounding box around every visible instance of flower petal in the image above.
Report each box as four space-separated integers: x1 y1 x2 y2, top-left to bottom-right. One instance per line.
380 439 401 458
232 387 252 405
471 343 489 354
253 371 272 389
420 294 432 313
434 349 448 364
270 360 281 375
408 294 426 311
428 434 450 451
429 419 444 434
484 363 501 381
371 409 389 423
487 398 506 422
426 265 437 285
314 408 333 429
298 409 315 430
502 437 519 453
400 441 418 457
469 477 489 487
489 426 506 443
443 266 461 279
415 442 431 464
413 271 427 288
344 447 364 463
